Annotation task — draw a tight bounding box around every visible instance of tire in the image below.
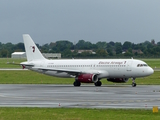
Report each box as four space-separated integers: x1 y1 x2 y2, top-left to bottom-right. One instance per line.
94 81 102 86
132 83 136 87
73 81 81 86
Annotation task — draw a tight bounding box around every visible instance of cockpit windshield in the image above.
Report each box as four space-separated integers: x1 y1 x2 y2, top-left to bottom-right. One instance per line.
137 64 148 67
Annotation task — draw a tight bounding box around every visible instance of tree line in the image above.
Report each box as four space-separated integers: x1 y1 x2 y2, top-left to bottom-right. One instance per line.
0 39 160 58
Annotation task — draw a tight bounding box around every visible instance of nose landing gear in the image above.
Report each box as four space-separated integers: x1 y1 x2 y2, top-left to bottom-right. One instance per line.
131 78 136 87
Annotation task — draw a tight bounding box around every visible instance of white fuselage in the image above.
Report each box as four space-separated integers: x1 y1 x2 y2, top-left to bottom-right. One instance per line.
24 59 154 79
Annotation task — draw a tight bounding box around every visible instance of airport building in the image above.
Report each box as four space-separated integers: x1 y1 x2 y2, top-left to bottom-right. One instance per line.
42 53 61 59
11 52 26 59
11 52 61 59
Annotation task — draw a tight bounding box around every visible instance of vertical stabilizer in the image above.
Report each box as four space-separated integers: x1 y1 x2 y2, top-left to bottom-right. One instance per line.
23 34 45 61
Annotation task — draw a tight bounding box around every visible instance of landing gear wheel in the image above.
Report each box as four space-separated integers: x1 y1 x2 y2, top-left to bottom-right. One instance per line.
131 78 136 87
132 83 136 87
94 81 102 86
73 81 81 87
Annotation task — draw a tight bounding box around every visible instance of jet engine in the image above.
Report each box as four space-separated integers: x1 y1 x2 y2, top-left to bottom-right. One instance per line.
107 78 129 83
76 74 98 83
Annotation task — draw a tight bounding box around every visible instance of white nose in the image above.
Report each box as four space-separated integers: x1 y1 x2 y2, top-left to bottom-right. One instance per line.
147 67 154 75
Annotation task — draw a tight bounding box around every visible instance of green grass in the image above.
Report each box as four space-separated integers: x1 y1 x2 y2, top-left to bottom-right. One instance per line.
0 70 73 84
0 70 159 85
141 59 160 68
133 71 160 85
0 108 159 120
0 58 26 68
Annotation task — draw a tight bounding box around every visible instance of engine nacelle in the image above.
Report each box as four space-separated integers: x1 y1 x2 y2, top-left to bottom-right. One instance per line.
107 78 129 83
76 74 98 83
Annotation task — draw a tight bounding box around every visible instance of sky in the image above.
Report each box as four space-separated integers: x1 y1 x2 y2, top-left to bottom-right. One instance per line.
0 0 160 45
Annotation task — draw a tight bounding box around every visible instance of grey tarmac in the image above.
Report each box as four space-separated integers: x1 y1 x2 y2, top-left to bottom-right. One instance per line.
0 84 160 109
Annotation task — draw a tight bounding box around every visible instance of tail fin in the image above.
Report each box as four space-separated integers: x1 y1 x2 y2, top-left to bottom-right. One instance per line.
23 34 46 61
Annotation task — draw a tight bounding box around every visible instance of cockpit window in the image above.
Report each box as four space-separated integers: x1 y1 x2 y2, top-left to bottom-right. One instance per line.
137 64 148 67
143 64 148 66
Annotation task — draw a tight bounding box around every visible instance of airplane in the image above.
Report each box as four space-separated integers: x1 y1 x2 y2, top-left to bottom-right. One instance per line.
20 34 154 87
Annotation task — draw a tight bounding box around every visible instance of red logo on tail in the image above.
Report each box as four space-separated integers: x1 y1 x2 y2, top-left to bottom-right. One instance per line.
31 46 35 52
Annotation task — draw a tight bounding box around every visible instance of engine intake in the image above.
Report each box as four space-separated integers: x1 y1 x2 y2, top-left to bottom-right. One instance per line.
76 74 98 83
107 78 129 83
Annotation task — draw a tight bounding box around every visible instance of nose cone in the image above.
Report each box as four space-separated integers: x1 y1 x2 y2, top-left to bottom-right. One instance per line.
147 67 154 75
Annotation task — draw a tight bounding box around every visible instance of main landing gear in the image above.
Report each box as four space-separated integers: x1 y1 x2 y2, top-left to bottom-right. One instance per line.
73 80 102 87
73 80 81 86
132 78 136 87
94 81 102 86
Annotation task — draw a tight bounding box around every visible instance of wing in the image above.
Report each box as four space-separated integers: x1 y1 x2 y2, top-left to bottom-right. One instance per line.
32 67 100 76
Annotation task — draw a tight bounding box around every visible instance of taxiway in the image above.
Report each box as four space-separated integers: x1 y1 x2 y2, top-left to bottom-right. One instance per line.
0 84 159 109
